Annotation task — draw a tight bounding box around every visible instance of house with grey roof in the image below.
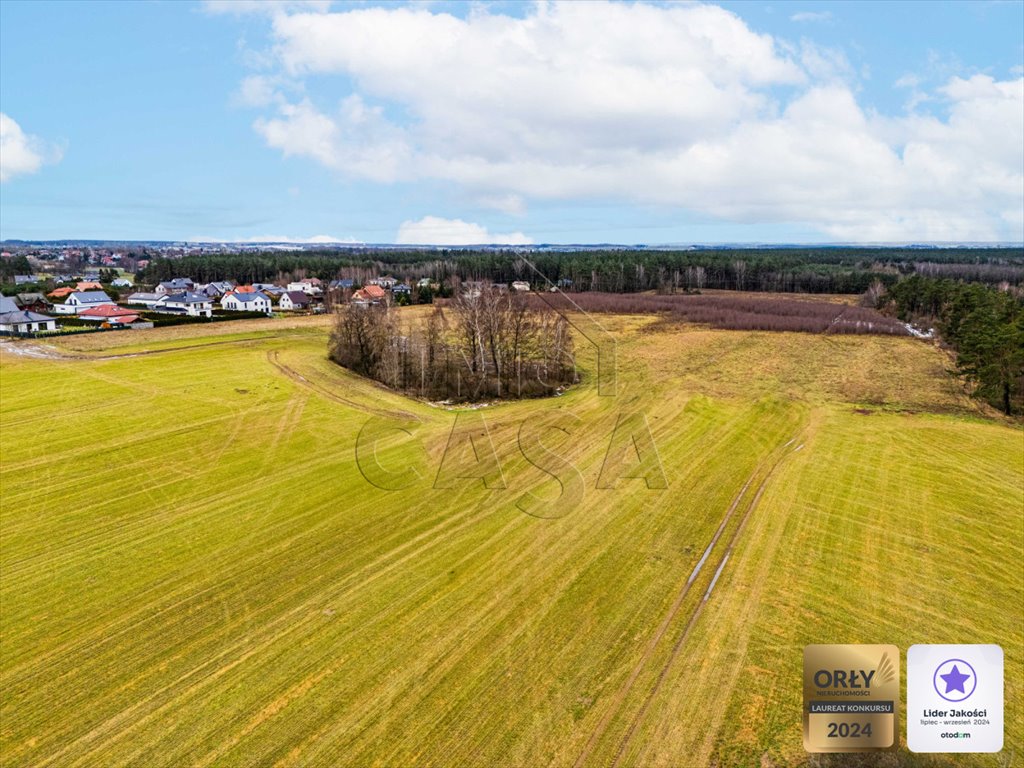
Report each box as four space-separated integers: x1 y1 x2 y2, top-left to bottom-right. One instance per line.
221 290 272 314
54 290 115 315
159 292 213 317
155 278 195 295
0 296 58 333
15 293 53 313
199 281 235 298
124 292 164 307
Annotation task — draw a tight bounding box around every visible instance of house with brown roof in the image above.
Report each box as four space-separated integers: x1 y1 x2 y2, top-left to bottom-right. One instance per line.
279 291 311 311
351 284 387 307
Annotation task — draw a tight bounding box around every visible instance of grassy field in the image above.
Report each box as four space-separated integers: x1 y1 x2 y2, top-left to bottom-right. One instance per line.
0 311 1020 767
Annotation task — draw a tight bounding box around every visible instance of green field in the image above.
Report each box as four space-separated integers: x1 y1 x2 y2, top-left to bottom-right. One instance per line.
1 313 1020 767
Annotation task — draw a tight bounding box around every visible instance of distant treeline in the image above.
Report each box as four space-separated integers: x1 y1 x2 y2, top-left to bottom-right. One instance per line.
885 276 1024 415
137 247 1024 295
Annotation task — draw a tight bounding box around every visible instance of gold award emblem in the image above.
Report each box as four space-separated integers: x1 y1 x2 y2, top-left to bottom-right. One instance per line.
803 644 899 752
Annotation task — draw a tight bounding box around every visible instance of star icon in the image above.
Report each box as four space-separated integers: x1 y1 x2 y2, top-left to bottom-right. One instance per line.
940 664 971 694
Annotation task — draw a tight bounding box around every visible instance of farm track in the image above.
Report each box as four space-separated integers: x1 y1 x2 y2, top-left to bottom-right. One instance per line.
574 427 805 768
265 350 424 422
1 333 314 361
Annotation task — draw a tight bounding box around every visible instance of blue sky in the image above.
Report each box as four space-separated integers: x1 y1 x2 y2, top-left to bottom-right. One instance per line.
1 0 1021 244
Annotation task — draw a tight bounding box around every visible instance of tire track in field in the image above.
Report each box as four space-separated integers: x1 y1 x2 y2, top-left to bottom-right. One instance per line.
1 334 309 362
572 429 802 768
607 432 804 768
266 350 423 422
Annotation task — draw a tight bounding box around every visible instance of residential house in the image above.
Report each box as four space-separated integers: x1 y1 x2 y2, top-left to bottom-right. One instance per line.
123 292 164 308
75 281 104 291
392 283 412 296
47 286 76 300
13 275 40 286
0 295 57 332
279 291 311 311
160 292 213 317
351 284 387 307
54 291 116 315
15 293 54 313
199 280 235 298
329 278 354 290
155 278 195 295
416 277 433 288
221 290 272 313
368 275 397 289
286 279 323 296
111 278 133 288
78 305 141 325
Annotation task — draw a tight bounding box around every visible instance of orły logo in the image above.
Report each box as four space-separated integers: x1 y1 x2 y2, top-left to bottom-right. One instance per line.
814 651 897 693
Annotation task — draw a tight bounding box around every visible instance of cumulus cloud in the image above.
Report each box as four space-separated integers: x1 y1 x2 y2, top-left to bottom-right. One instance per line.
232 1 1023 241
0 114 63 183
396 216 532 245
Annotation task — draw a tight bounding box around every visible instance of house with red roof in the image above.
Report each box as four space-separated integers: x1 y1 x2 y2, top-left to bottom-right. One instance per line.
78 305 140 325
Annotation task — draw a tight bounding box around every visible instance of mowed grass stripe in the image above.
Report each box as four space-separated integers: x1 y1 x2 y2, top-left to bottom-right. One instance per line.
1 317 1019 767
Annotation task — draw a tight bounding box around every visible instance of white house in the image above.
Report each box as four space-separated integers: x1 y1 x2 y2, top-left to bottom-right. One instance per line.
160 292 213 317
221 291 272 313
0 308 59 333
124 292 164 307
111 278 133 288
0 296 59 332
54 290 116 315
286 280 323 296
369 275 397 289
279 291 310 311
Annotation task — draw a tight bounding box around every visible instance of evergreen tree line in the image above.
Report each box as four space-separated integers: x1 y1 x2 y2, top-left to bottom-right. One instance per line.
884 276 1024 415
137 247 1023 295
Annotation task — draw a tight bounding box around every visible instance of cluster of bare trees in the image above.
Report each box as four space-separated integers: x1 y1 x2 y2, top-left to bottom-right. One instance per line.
329 287 576 401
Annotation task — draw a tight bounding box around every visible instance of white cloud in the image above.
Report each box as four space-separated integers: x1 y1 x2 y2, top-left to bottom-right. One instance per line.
396 216 532 245
790 11 832 23
233 1 1023 242
0 114 63 183
254 95 412 182
234 75 283 107
894 73 920 89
